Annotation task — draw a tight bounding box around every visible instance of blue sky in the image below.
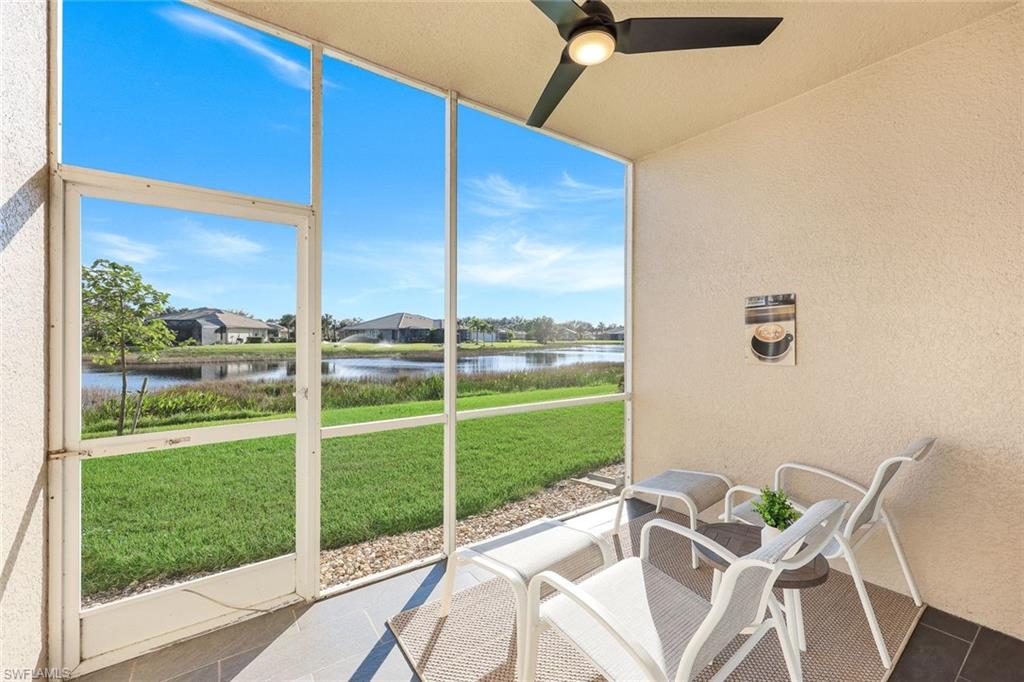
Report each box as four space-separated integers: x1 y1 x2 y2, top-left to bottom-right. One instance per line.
66 1 625 325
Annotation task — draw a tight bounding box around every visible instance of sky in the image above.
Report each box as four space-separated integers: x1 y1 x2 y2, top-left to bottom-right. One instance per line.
66 1 626 325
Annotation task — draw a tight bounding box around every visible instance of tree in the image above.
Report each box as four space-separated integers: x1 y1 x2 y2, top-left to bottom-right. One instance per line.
528 316 556 344
273 313 296 340
277 313 296 333
82 259 175 436
321 313 341 341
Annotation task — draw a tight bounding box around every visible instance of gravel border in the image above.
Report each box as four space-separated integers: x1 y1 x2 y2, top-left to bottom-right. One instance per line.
319 463 624 588
82 463 624 607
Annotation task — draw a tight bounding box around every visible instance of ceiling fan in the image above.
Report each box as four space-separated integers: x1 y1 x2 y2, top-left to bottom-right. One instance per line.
527 0 783 127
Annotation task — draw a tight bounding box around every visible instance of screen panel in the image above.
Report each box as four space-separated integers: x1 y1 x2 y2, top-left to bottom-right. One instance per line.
320 425 444 590
456 105 626 409
455 402 624 546
79 197 297 440
81 435 297 606
320 55 445 426
63 1 311 202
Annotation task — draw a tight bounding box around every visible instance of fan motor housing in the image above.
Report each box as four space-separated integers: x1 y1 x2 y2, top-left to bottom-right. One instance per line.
576 0 617 35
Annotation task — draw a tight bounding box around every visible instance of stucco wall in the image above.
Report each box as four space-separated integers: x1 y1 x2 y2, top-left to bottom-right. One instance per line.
633 5 1023 638
1 0 49 673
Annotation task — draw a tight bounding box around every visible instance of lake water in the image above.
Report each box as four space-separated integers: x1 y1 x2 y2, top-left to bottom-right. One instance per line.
82 344 625 393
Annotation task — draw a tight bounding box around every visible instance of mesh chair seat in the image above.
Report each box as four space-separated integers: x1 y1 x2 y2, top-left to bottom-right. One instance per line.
467 519 608 584
630 469 730 513
542 557 711 681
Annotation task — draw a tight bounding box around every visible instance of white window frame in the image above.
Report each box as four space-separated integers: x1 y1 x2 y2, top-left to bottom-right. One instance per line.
49 0 634 675
49 165 318 675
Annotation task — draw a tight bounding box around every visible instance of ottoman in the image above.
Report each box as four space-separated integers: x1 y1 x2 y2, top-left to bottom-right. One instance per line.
613 468 733 568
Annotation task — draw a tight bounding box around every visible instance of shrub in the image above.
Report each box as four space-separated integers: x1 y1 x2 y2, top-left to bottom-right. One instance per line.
751 487 800 530
82 362 624 434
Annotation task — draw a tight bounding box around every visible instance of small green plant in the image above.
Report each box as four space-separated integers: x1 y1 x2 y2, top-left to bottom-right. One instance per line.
752 486 800 530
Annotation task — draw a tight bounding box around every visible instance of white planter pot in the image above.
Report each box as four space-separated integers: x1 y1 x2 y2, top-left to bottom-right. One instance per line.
761 525 800 559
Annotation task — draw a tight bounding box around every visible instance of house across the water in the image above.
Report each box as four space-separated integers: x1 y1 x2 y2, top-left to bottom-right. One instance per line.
339 312 521 343
596 326 625 341
158 308 278 345
340 312 442 344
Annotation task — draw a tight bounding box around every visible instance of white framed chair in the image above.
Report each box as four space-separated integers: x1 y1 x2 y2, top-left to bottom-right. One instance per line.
523 499 849 682
723 436 936 669
438 519 615 681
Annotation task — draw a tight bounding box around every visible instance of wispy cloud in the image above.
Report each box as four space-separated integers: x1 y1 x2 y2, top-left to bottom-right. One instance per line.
158 6 310 90
91 232 161 264
464 172 622 218
557 172 624 201
324 241 443 307
464 174 541 218
185 224 266 259
460 229 623 294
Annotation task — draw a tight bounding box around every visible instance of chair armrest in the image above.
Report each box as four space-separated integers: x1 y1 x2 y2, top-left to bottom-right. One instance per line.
640 519 740 565
773 463 867 497
723 484 762 522
528 571 667 681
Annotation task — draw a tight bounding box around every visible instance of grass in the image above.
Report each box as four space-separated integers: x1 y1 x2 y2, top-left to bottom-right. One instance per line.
82 363 624 437
81 387 623 596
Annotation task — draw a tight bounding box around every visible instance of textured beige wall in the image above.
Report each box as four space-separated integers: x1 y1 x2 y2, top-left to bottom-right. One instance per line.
633 5 1023 638
0 0 49 673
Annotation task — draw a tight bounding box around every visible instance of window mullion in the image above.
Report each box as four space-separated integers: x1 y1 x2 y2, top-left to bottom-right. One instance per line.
442 91 458 557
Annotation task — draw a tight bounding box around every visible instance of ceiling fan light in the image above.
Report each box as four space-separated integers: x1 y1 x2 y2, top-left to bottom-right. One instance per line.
567 29 616 66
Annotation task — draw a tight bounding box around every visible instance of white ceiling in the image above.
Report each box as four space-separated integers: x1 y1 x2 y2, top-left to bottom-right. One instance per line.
216 1 1011 160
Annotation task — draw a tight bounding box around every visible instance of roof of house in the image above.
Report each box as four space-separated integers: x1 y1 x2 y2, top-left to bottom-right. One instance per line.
342 312 441 332
601 327 625 335
158 308 273 331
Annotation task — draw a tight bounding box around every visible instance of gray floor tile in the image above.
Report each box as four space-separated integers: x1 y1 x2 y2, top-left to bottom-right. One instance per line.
358 564 477 634
229 608 379 681
76 659 135 682
132 607 298 681
890 623 971 682
220 647 266 681
293 597 375 634
960 627 1024 682
311 640 417 682
164 662 219 682
919 606 980 642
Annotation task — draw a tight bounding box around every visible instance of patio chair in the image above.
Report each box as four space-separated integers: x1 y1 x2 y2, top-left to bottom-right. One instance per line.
722 436 936 669
522 499 849 682
438 518 615 682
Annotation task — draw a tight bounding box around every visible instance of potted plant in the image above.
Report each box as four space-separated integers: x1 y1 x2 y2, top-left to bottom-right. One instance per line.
752 486 801 555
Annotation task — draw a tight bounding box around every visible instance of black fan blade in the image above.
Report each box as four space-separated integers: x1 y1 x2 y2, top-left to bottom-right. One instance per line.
531 0 588 40
615 17 782 54
527 49 586 128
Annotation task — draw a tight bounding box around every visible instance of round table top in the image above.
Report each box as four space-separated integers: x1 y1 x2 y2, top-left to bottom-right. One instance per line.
694 522 830 589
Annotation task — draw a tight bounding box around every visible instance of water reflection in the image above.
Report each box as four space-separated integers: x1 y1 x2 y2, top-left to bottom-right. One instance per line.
82 344 624 392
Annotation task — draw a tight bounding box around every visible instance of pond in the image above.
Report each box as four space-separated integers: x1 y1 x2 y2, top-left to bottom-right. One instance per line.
82 344 625 392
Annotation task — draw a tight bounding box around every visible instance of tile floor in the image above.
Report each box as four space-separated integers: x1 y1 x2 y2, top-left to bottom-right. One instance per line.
77 498 1023 682
76 499 652 682
890 605 1024 682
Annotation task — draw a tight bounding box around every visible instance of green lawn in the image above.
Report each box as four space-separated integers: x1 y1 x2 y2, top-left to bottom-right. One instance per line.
81 387 623 596
82 383 620 438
